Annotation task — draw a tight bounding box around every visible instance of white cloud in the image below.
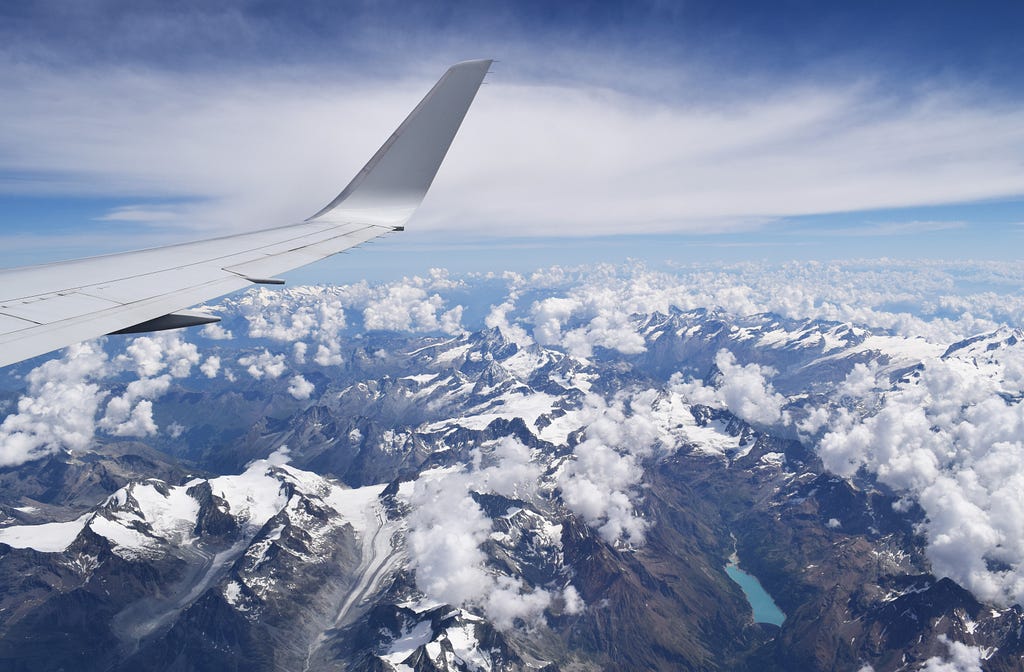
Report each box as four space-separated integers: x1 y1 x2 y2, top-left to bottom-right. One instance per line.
818 352 1024 605
0 329 217 464
485 300 533 347
200 355 221 379
674 350 787 426
238 350 287 380
919 636 985 672
713 350 787 425
404 438 553 628
201 323 233 340
840 361 880 398
215 281 465 368
501 260 1024 348
0 343 109 466
119 332 200 379
5 259 1024 622
105 399 158 437
287 375 315 401
121 336 164 378
94 205 180 222
531 297 578 347
530 285 648 358
266 445 291 466
99 375 171 437
557 392 662 545
561 585 585 615
4 65 1024 242
363 284 464 335
797 406 831 435
244 291 327 342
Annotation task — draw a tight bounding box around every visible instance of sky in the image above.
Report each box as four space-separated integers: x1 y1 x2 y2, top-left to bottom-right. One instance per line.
2 0 1024 276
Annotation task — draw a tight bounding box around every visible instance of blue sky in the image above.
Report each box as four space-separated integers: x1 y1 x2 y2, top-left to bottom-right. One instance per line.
2 0 1024 276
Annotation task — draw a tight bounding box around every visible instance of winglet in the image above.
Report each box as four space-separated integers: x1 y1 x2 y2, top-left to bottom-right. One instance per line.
307 59 492 227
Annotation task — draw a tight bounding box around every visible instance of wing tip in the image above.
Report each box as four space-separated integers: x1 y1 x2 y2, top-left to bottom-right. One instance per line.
306 58 492 226
449 58 494 72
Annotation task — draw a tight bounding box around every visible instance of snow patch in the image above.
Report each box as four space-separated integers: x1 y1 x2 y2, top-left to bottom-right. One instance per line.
0 514 91 553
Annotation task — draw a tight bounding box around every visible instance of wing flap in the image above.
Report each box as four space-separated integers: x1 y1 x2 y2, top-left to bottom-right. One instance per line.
0 292 123 325
0 313 38 332
79 267 226 305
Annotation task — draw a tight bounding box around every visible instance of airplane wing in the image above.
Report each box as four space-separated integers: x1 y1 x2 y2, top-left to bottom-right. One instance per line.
0 59 492 369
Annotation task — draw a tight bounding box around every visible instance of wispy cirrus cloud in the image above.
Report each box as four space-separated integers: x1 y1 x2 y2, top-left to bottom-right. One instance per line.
94 205 185 223
0 61 1023 245
792 221 968 237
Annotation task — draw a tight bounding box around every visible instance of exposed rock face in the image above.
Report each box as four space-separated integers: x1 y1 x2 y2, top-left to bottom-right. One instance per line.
2 310 1021 670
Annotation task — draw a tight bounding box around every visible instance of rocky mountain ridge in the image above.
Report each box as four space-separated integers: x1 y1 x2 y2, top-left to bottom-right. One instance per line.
2 307 1023 670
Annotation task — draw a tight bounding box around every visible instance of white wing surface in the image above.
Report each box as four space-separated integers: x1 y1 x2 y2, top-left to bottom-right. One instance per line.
0 59 491 368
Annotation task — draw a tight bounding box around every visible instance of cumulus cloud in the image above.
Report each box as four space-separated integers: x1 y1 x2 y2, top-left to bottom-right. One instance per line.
236 288 349 366
99 375 171 437
532 297 579 347
200 355 221 379
818 350 1024 605
713 350 788 425
104 399 158 437
0 330 216 465
313 343 343 367
363 284 464 334
561 585 585 615
501 261 1024 346
407 475 506 609
244 289 335 342
119 332 200 378
214 278 466 368
840 361 880 399
454 262 1024 609
462 262 1024 608
674 349 788 426
919 636 985 672
94 332 203 437
557 391 663 545
530 284 649 359
485 299 534 347
0 343 109 466
5 257 1024 623
404 437 556 628
287 375 315 400
797 406 831 435
266 445 291 466
200 323 233 340
238 350 287 380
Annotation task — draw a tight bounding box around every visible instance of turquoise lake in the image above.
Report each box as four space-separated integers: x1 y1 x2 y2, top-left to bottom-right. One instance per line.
725 562 786 626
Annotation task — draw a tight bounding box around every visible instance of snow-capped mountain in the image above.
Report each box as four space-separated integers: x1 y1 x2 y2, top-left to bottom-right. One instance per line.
3 266 1024 671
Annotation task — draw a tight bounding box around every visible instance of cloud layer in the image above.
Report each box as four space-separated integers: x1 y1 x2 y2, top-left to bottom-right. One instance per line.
816 346 1024 605
2 260 1024 614
2 60 1023 244
0 332 201 465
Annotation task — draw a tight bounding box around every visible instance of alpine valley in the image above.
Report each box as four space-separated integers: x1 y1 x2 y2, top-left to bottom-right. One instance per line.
2 262 1024 672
